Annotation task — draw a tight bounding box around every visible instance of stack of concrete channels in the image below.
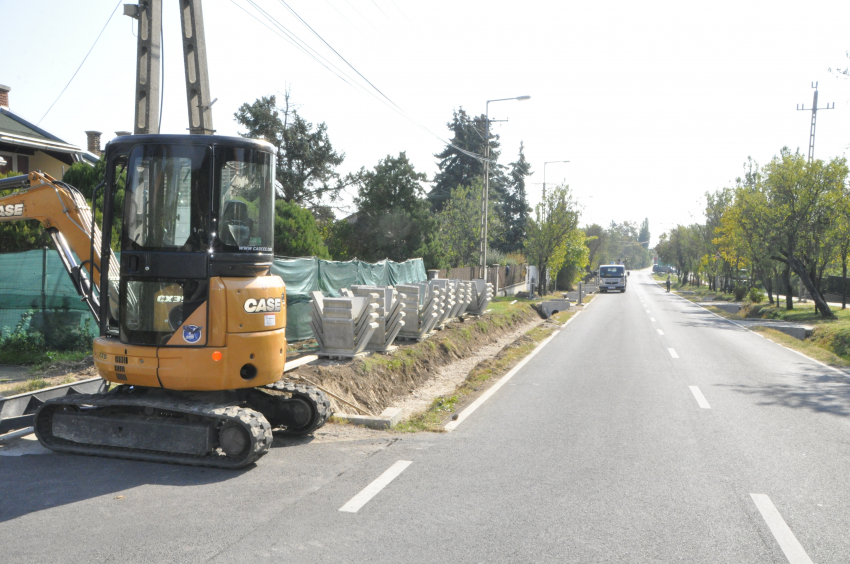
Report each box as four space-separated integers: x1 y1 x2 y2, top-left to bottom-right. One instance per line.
429 279 475 322
427 280 455 327
465 279 494 315
309 291 379 358
396 283 442 340
345 285 406 352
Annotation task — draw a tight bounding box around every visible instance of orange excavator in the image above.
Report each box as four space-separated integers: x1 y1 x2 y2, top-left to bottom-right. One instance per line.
0 137 329 469
0 0 330 468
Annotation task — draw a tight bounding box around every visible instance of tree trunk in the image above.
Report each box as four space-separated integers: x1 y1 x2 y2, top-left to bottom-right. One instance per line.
764 275 774 305
843 255 847 310
783 264 793 310
789 256 835 319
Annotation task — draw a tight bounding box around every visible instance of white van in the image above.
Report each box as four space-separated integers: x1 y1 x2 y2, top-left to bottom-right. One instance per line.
598 264 627 293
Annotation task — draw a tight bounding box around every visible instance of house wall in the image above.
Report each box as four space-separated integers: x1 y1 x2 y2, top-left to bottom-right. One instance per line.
29 151 67 180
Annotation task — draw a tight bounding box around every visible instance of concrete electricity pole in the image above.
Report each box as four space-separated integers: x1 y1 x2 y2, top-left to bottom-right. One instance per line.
125 0 215 135
797 82 834 162
479 95 530 277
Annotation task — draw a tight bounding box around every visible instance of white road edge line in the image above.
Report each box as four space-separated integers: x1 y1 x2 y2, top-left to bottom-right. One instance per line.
445 311 582 431
750 493 814 564
668 348 679 359
689 386 711 409
671 294 850 382
339 460 412 513
657 329 664 336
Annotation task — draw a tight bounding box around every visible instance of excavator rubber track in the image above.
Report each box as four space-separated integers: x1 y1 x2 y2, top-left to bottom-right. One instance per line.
265 381 331 435
34 391 273 469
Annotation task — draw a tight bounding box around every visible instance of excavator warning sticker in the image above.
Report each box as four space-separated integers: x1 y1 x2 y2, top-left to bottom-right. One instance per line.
264 314 275 326
243 298 281 313
0 204 24 217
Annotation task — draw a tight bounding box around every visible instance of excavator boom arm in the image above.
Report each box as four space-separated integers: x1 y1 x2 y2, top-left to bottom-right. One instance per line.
0 171 115 321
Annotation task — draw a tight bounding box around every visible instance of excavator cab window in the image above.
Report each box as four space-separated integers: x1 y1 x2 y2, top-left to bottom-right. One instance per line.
214 147 273 253
124 144 211 252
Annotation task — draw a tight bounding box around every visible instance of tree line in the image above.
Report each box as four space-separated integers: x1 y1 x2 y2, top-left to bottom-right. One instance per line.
655 148 850 318
0 90 653 292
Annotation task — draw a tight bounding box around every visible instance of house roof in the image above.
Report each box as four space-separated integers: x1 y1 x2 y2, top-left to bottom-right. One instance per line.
0 108 89 166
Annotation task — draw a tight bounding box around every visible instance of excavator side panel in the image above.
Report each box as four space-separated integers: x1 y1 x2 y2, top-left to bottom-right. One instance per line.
93 338 161 388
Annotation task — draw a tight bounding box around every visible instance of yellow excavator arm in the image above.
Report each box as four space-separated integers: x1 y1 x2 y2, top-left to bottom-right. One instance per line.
0 170 117 320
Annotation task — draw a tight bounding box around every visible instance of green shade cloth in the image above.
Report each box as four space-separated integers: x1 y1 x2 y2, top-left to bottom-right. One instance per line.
270 257 426 341
0 249 95 336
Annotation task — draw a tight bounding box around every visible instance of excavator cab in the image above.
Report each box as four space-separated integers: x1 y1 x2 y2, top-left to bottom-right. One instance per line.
92 134 287 391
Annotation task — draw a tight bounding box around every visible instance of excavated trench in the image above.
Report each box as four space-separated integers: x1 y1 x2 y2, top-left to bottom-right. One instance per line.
287 303 543 417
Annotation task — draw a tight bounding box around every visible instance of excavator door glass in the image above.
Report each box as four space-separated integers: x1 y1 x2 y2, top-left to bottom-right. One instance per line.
124 144 211 252
118 143 212 346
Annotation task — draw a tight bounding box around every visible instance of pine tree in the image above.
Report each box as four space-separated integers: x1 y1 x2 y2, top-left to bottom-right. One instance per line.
428 109 506 212
495 142 533 253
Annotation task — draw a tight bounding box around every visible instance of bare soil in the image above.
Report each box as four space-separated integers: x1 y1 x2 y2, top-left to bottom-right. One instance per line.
286 304 541 416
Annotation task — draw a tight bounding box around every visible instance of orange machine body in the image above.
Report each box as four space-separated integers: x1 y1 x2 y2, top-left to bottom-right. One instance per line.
93 275 286 391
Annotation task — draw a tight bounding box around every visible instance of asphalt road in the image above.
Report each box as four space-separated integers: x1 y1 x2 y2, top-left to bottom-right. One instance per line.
2 270 850 563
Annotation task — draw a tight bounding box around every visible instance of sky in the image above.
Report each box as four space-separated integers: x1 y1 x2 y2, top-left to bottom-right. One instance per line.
2 0 850 247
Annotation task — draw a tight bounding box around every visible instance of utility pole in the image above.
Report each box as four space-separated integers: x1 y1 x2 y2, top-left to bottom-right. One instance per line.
797 82 834 162
125 1 162 134
125 0 215 135
478 95 530 277
180 0 215 135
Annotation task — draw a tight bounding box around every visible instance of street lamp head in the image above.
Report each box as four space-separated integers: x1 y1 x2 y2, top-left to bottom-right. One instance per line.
516 95 531 101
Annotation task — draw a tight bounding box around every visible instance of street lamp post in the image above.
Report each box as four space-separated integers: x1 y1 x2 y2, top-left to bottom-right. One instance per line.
480 95 530 277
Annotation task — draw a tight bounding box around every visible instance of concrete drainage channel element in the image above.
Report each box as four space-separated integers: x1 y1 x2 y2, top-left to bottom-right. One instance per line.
0 377 108 437
335 408 403 429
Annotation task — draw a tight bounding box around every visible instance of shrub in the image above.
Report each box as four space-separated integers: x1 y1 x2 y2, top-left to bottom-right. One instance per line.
733 283 748 301
0 309 93 365
748 287 765 304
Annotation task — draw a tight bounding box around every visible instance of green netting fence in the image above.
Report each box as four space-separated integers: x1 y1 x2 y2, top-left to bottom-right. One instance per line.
0 250 427 342
271 257 427 341
0 248 94 337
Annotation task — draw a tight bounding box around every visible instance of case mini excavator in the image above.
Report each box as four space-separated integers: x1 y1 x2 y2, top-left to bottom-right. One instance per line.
0 138 330 468
0 0 330 468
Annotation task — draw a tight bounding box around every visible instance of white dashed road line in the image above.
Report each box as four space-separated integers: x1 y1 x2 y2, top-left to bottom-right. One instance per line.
657 329 664 336
340 460 412 513
689 386 710 409
750 494 814 564
650 318 656 322
668 348 679 359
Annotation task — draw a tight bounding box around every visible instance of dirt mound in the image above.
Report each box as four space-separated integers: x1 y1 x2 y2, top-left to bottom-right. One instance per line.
287 303 541 416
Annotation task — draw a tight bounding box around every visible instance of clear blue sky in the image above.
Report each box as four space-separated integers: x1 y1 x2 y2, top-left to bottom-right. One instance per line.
2 0 849 245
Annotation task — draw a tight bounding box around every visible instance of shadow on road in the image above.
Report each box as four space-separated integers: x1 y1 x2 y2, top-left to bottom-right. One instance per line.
669 307 746 331
0 449 251 523
720 364 850 417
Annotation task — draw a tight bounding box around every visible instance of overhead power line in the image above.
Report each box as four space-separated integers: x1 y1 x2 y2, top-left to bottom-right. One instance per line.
39 0 123 125
231 0 489 164
276 0 401 110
